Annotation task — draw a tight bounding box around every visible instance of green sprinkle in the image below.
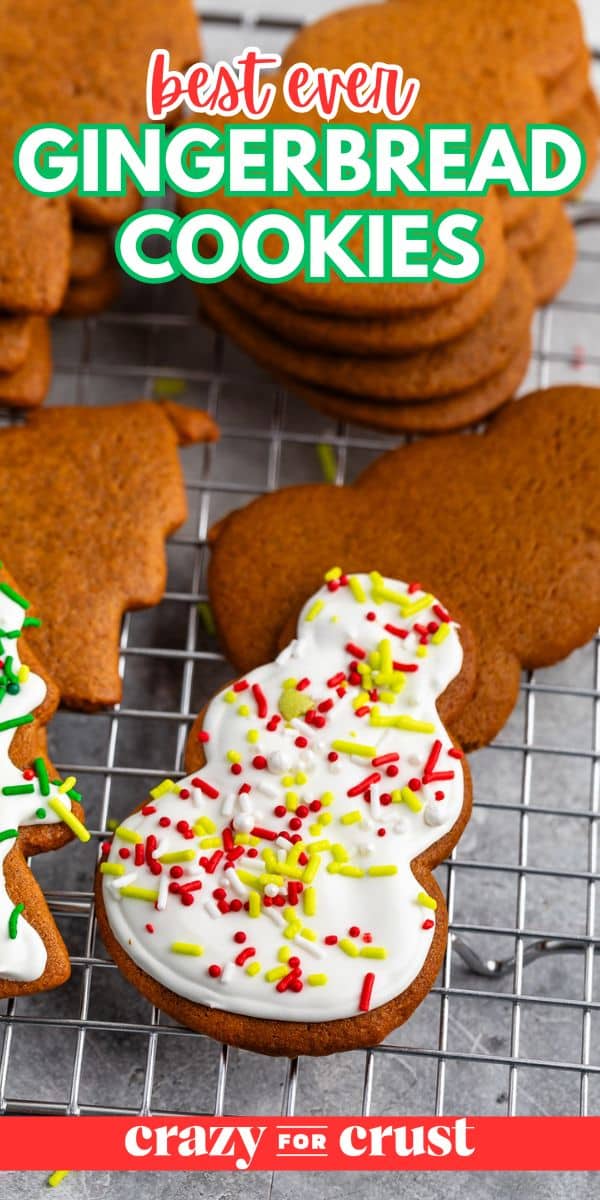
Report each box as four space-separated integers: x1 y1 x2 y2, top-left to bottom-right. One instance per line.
0 582 29 610
23 617 42 629
8 902 24 939
0 714 33 733
153 377 186 397
198 601 216 636
316 443 337 483
2 784 35 796
33 758 49 796
2 656 18 685
35 808 47 819
0 828 18 842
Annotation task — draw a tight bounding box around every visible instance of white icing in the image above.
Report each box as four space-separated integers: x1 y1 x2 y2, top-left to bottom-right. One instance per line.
102 572 465 1022
0 587 75 982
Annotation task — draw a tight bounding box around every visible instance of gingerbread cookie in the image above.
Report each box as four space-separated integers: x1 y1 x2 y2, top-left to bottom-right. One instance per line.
69 229 112 283
0 0 200 311
207 387 600 752
520 204 577 306
210 232 508 357
199 253 533 403
0 318 52 408
0 314 34 375
0 401 218 709
60 266 121 318
96 570 474 1056
276 337 531 435
0 566 89 997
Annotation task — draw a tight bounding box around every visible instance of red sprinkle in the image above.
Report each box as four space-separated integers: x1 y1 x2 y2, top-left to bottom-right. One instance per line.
295 736 308 748
179 788 190 800
145 923 154 933
274 805 286 818
435 791 445 801
191 777 219 799
328 751 339 763
359 972 375 1012
252 755 267 770
235 947 255 966
345 642 366 660
380 793 392 806
393 662 419 673
233 931 247 944
408 778 421 791
327 672 346 688
324 935 338 945
448 747 464 759
252 683 268 718
141 805 156 815
407 581 422 594
222 828 234 851
366 612 376 622
251 826 278 842
386 765 399 778
181 893 195 907
233 680 249 693
309 800 322 813
433 603 451 623
349 925 360 937
347 772 381 798
159 817 171 828
384 623 408 639
372 753 399 767
377 828 386 838
208 964 222 978
355 706 371 718
231 763 242 776
296 677 310 691
134 843 145 867
170 866 184 878
422 919 435 930
318 699 334 713
23 769 35 780
118 848 130 860
230 899 243 912
197 730 210 744
267 715 281 732
423 739 456 784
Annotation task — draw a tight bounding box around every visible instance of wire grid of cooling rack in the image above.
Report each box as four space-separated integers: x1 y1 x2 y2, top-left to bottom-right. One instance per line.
0 4 598 1135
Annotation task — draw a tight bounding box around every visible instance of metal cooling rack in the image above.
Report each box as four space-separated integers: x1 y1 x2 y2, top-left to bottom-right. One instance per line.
0 1 599 1139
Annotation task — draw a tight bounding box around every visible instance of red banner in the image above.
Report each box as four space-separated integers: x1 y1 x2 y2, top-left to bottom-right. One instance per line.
1 1116 600 1172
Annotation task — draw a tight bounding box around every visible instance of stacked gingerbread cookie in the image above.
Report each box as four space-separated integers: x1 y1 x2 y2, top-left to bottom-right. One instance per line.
190 0 599 434
0 0 201 408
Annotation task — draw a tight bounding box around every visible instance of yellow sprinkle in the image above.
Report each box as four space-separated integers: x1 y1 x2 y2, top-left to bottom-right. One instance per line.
100 862 125 877
379 690 396 705
370 711 435 733
120 886 159 902
106 818 119 832
150 778 178 800
282 774 295 787
369 650 380 669
247 729 260 744
17 664 30 684
259 873 284 887
199 817 217 834
339 865 365 878
300 926 317 941
279 862 304 880
400 593 434 617
327 863 340 875
331 843 349 863
368 865 398 877
57 775 76 794
278 945 292 963
308 840 331 853
400 787 424 813
330 615 339 624
308 973 328 986
284 921 302 939
349 576 366 603
283 678 298 689
378 638 393 676
418 891 438 910
303 854 321 883
340 810 361 826
295 771 307 785
263 849 278 873
265 966 289 982
360 946 387 959
227 750 241 763
248 891 261 918
338 938 360 957
199 836 222 849
305 598 325 622
286 842 305 867
321 792 334 807
432 623 451 645
416 645 428 659
320 812 332 826
224 691 236 704
246 962 261 977
237 703 250 717
49 798 91 843
114 824 143 845
324 566 342 581
352 693 370 710
286 793 299 813
48 1172 70 1188
332 740 377 758
283 906 296 922
237 869 263 887
159 849 196 863
310 822 323 837
234 833 259 846
303 886 317 916
171 942 203 956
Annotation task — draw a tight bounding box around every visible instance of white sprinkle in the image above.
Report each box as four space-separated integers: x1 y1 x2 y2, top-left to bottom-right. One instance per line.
233 813 254 833
276 836 290 851
290 636 310 659
424 800 447 828
358 841 375 857
264 883 279 898
191 787 205 808
295 936 325 959
156 873 169 911
268 749 292 774
114 871 137 891
264 906 285 928
407 754 421 767
360 818 375 832
221 792 236 817
256 780 278 798
204 899 220 920
220 962 235 984
393 818 407 835
227 869 249 897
